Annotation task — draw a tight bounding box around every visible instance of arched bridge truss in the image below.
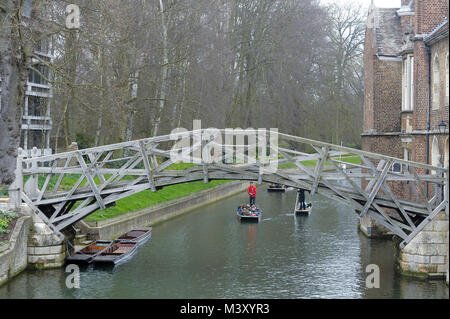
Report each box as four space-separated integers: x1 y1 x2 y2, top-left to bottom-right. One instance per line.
15 129 448 248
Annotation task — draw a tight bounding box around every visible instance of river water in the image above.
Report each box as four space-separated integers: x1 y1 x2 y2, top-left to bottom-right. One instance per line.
0 185 448 299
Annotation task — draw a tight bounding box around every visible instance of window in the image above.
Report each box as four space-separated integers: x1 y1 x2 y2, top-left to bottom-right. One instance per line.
392 162 402 173
27 96 47 117
445 137 449 169
446 53 449 105
432 54 440 110
28 64 49 85
410 56 414 108
402 55 414 111
403 147 411 172
431 136 440 174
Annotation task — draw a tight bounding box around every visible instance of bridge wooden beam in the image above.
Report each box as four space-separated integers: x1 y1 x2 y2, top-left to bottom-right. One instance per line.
139 141 156 192
76 152 106 210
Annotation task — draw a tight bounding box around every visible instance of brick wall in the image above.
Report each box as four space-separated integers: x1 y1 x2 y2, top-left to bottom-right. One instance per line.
415 0 448 34
374 59 403 132
430 37 449 130
413 41 429 131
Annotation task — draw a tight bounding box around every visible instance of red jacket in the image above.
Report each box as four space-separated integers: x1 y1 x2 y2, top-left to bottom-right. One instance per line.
247 184 257 198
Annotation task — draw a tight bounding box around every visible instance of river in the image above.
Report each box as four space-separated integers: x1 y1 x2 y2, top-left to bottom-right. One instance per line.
0 184 448 299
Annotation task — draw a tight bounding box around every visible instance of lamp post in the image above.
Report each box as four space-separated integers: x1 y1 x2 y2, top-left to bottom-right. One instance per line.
438 120 447 133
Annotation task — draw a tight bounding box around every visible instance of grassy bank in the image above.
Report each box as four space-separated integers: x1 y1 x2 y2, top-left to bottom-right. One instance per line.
84 179 231 222
278 155 361 169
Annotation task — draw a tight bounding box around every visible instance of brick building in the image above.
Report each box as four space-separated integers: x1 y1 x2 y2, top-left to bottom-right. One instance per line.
361 0 449 236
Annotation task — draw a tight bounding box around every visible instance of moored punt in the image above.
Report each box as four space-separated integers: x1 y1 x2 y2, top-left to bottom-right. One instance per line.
93 241 138 265
267 183 286 192
237 210 262 223
116 227 152 246
295 203 312 215
66 240 113 264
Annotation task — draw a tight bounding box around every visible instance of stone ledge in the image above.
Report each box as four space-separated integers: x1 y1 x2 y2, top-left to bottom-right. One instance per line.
402 243 448 256
398 261 441 274
28 252 66 265
27 245 63 255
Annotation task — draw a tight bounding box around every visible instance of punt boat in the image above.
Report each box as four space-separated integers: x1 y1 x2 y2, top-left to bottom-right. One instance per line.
116 227 152 246
237 208 262 223
92 241 139 265
267 183 286 192
294 203 312 215
66 240 113 264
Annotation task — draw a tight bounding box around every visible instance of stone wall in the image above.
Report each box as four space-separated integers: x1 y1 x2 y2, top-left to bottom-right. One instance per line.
394 211 449 280
21 205 66 270
0 216 31 286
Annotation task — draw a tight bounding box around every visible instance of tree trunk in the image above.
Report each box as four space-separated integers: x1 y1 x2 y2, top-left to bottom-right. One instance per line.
152 0 169 137
0 1 29 185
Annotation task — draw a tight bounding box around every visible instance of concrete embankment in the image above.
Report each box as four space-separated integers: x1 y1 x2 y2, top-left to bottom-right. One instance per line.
0 215 31 286
76 180 248 240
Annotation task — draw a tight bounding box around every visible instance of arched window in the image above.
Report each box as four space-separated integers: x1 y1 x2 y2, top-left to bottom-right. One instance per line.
432 54 440 109
431 136 440 174
402 55 414 111
445 137 449 169
446 53 449 104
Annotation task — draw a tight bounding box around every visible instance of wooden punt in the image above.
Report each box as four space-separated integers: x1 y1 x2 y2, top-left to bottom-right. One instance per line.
93 241 138 265
295 203 312 215
116 227 152 246
267 184 286 192
237 210 262 223
66 240 113 264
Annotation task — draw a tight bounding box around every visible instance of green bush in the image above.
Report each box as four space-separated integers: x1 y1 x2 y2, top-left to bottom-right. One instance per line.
0 210 18 235
0 218 8 234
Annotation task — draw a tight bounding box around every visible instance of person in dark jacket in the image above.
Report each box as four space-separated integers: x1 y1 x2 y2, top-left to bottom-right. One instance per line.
297 189 306 210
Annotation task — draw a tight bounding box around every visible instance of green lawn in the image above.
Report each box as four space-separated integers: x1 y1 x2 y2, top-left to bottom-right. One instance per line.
84 179 230 222
278 155 361 169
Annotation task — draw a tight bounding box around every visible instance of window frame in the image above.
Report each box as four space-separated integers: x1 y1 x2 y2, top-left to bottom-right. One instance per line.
432 54 440 110
402 54 414 111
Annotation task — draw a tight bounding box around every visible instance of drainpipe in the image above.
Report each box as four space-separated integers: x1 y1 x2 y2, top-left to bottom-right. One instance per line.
425 43 431 197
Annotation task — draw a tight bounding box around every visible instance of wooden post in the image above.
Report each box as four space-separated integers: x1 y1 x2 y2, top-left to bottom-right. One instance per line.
24 147 39 198
7 148 24 211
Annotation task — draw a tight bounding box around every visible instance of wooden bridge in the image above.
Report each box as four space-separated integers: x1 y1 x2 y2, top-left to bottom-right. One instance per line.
13 129 448 248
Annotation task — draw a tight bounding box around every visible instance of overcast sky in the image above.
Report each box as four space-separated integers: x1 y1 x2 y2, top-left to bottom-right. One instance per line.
364 0 402 7
321 0 402 9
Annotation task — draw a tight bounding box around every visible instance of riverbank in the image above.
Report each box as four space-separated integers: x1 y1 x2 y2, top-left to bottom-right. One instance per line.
0 215 31 286
77 180 248 240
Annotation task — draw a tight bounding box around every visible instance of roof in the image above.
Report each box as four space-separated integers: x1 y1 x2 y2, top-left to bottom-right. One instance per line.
424 18 448 45
367 6 403 56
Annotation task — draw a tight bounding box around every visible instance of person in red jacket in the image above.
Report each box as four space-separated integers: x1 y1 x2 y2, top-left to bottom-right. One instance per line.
247 182 257 206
